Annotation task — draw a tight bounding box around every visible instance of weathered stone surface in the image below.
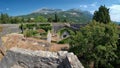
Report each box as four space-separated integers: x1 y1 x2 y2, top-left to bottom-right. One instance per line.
47 30 52 43
0 47 84 68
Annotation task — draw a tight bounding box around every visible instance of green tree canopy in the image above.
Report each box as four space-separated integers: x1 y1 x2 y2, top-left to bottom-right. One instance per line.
35 16 47 22
93 5 111 24
0 13 25 24
0 13 10 23
69 21 119 68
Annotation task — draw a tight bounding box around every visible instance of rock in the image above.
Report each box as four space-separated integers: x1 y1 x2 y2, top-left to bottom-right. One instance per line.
0 47 84 68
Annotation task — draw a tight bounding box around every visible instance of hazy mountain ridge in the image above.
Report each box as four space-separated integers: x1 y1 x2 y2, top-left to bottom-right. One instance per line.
19 8 93 23
33 8 63 14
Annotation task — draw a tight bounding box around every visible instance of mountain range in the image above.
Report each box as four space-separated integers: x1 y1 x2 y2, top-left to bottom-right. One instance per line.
19 8 93 23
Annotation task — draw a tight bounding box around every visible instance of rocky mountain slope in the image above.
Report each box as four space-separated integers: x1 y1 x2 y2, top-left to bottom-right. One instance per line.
19 8 92 23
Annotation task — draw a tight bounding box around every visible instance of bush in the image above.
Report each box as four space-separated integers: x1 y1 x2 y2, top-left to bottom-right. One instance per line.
57 37 70 44
69 21 119 68
37 24 52 31
23 29 38 37
58 28 75 36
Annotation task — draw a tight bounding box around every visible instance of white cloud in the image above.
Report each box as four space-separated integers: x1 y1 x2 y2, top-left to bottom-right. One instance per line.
90 2 97 7
80 5 88 8
109 5 120 22
90 10 95 14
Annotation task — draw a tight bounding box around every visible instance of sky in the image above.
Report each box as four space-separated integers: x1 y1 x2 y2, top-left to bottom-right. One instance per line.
0 0 120 22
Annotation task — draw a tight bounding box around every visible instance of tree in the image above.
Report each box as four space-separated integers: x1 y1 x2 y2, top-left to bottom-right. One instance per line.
27 18 32 23
69 21 119 68
93 5 111 24
35 16 47 22
0 13 10 23
54 13 60 22
10 17 23 23
48 17 53 22
0 13 24 24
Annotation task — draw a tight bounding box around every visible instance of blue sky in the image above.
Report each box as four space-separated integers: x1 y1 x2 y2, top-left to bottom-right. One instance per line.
0 0 120 22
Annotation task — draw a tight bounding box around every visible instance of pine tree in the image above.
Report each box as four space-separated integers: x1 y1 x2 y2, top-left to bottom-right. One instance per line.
93 5 111 24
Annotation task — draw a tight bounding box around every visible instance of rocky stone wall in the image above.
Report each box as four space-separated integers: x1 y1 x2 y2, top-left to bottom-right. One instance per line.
0 47 84 68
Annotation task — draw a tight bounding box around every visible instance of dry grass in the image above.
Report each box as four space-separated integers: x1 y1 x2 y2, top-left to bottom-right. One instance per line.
49 43 69 52
0 33 69 60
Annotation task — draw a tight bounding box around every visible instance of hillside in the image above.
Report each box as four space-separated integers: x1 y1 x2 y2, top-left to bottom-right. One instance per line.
19 8 93 23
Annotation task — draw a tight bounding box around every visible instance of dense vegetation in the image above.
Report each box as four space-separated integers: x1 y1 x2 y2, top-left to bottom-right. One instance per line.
93 5 111 24
68 5 120 68
19 23 52 37
0 13 24 24
57 28 75 44
69 21 119 68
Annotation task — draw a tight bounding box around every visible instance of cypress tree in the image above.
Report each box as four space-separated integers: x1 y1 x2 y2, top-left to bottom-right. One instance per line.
93 5 111 24
54 13 59 22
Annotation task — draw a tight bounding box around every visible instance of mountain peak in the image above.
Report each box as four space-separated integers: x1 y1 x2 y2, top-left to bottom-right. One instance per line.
33 8 63 14
20 8 92 23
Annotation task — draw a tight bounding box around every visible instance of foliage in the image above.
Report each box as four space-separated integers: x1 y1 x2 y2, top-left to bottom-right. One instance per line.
23 29 38 37
0 13 25 24
112 39 120 68
53 13 60 22
20 23 51 32
20 23 52 37
35 16 47 22
69 21 119 68
47 17 53 22
57 37 70 44
10 17 24 23
58 28 75 36
27 18 34 23
26 24 37 29
93 5 111 24
57 28 75 44
37 24 52 32
0 13 9 23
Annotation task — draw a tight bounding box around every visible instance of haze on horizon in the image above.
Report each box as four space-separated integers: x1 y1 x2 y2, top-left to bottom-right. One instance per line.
0 0 120 22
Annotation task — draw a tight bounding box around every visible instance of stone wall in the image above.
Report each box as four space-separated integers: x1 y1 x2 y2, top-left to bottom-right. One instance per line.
0 47 84 68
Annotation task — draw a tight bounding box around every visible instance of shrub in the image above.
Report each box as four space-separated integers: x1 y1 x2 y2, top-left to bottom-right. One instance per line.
69 21 119 68
57 37 70 44
23 29 38 37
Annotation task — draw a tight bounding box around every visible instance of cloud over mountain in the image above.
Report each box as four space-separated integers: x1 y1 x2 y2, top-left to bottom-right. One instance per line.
109 4 120 22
